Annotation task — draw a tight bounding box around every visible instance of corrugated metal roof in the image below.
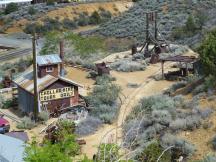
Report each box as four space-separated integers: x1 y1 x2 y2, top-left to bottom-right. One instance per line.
13 67 57 93
0 134 25 162
13 67 83 94
37 54 62 66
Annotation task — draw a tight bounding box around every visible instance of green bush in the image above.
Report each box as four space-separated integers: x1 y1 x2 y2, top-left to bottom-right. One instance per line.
5 3 18 14
96 144 120 162
198 29 216 77
28 6 37 15
89 11 102 25
135 141 171 162
57 120 75 134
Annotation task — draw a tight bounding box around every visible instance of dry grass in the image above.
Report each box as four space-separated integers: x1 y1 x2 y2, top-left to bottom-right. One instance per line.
178 98 216 161
5 1 133 33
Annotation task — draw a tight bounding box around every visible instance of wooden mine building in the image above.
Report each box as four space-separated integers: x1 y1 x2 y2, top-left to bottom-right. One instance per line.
13 54 83 114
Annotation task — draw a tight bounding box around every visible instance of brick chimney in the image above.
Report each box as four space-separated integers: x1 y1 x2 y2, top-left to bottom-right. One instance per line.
59 40 64 76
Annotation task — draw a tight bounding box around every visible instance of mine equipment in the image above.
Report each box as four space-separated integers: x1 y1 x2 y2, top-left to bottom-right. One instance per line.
95 62 110 76
139 11 170 63
161 55 198 80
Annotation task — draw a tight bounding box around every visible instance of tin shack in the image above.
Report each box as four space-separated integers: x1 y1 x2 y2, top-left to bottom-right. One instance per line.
13 54 83 113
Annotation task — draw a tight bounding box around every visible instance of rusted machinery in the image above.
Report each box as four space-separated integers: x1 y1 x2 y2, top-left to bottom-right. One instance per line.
138 11 170 63
95 62 110 76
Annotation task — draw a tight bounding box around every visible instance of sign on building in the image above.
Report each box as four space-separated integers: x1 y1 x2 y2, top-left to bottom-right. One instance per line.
39 87 74 102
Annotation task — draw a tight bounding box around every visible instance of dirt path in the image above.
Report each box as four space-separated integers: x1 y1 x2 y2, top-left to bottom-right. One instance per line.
81 62 174 158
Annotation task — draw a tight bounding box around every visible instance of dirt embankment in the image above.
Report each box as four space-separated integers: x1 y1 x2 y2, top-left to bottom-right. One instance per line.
5 1 133 33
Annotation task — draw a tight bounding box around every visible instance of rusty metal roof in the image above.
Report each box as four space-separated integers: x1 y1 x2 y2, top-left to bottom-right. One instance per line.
37 54 62 66
13 67 83 94
161 55 198 63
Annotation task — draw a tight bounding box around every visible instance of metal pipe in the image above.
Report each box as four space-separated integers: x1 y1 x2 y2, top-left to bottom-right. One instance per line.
59 40 64 76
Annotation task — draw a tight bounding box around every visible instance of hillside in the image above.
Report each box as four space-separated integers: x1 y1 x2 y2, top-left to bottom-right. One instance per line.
96 0 216 47
0 1 133 33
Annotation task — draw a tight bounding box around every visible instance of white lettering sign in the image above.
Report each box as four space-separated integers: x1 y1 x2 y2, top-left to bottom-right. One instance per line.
39 87 74 102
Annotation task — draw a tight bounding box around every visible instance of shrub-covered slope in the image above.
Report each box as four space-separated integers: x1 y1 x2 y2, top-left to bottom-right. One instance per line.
97 0 216 47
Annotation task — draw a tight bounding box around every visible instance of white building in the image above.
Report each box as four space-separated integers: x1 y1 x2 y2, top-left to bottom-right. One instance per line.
0 0 32 8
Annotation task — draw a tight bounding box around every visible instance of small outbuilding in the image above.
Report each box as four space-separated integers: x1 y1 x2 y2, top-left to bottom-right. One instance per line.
95 62 110 76
161 55 198 80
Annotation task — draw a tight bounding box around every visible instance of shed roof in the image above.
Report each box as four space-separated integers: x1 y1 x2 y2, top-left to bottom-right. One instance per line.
13 68 83 94
161 55 198 63
0 134 25 162
37 54 62 66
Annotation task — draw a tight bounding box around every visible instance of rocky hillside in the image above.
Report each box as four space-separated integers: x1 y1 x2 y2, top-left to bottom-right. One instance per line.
0 1 133 33
96 0 216 47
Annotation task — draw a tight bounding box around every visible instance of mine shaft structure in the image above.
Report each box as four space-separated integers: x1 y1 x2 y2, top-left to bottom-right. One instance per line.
140 11 170 63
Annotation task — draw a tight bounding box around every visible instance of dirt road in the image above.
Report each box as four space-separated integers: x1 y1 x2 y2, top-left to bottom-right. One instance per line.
81 47 198 158
81 62 174 158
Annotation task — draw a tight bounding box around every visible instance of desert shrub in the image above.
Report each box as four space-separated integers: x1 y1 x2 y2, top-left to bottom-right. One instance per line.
87 71 97 79
161 133 196 156
43 18 62 31
192 84 206 95
164 81 187 94
62 18 77 30
89 11 102 25
211 135 216 150
199 108 213 119
110 59 147 72
170 118 187 132
135 141 171 162
90 104 119 124
127 95 176 120
77 13 89 26
152 110 172 126
75 116 102 136
100 10 112 22
38 111 49 122
28 6 37 15
87 75 120 124
5 3 18 14
17 116 36 129
95 75 115 85
87 84 120 106
185 115 201 130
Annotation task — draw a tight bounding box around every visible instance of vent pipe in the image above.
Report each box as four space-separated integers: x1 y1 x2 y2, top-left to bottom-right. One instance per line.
60 40 64 76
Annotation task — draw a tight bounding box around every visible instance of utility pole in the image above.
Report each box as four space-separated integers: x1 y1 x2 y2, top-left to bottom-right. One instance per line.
32 32 39 121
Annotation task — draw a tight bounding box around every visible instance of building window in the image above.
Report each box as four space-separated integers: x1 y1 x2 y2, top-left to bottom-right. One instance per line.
46 67 53 72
